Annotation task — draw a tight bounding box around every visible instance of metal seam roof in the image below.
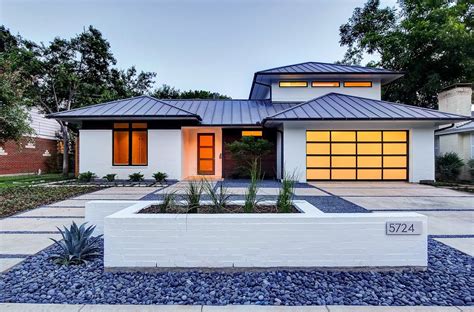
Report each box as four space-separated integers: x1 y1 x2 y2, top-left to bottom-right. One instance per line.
257 61 401 74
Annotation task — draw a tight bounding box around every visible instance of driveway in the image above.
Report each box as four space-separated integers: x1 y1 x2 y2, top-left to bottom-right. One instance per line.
313 182 474 256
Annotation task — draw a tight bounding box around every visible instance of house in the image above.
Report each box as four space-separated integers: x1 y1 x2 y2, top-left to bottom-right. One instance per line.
0 107 61 175
435 83 473 181
48 62 471 182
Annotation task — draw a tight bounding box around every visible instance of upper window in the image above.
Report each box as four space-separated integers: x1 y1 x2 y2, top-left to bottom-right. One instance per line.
279 81 308 88
343 81 372 87
311 81 340 88
113 122 147 166
242 130 263 137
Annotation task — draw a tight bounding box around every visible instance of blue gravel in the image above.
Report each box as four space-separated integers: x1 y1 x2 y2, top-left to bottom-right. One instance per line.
0 238 471 306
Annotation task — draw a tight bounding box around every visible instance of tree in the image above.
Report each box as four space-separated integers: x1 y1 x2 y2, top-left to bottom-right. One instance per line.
339 0 473 108
226 136 273 177
153 84 230 99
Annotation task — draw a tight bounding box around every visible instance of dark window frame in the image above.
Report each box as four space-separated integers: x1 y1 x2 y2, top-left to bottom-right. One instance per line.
112 122 148 166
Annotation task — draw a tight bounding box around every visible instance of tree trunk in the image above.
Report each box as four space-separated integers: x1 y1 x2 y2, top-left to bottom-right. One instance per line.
61 124 69 176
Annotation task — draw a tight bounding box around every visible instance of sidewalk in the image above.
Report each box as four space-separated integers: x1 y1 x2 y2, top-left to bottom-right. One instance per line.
1 303 473 311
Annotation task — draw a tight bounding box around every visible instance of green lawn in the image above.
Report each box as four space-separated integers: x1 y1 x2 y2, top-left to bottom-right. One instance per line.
0 173 72 188
0 186 102 217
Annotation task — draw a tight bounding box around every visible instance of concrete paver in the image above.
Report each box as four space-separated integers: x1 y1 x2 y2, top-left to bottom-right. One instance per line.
47 199 89 207
422 211 474 235
327 306 461 312
327 187 472 197
82 304 201 311
342 196 474 210
294 188 329 196
16 207 85 217
0 217 84 232
435 238 474 257
0 303 83 312
0 258 25 272
75 194 148 200
0 233 61 254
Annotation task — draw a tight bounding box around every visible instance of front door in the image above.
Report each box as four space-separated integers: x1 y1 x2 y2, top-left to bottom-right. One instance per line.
197 133 215 175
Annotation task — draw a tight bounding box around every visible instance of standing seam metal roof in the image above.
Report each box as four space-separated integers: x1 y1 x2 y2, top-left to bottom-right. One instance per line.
257 61 401 74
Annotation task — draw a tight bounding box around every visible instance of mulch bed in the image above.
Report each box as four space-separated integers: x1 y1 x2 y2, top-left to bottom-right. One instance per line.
138 204 299 214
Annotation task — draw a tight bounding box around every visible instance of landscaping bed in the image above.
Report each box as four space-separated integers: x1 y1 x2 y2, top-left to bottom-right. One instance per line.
138 204 299 214
0 186 102 217
0 238 470 306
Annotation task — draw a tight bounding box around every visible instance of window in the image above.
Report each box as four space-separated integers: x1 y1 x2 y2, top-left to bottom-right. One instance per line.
242 130 263 137
311 81 340 88
279 81 308 88
343 81 372 87
113 122 147 166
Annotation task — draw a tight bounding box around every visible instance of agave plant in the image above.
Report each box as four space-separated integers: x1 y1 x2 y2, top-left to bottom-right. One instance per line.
204 180 231 213
49 222 102 265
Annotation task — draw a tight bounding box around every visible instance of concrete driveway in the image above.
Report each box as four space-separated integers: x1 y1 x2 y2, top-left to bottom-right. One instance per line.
313 182 474 256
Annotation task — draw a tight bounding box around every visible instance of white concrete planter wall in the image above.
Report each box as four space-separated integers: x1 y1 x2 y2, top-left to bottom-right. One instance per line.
86 200 428 269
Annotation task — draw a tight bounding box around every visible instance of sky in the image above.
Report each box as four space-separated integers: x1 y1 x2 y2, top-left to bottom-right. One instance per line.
1 0 397 99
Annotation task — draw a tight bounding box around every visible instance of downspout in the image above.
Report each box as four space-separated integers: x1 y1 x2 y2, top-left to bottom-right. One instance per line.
434 123 455 133
276 129 284 180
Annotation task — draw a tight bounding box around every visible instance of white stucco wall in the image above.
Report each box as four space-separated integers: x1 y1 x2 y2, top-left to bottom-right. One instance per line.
79 129 181 180
271 80 381 102
282 121 436 183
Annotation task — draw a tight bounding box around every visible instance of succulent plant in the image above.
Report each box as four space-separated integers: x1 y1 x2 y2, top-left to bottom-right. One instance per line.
103 173 117 182
77 171 96 182
49 222 102 265
128 172 144 182
153 171 168 183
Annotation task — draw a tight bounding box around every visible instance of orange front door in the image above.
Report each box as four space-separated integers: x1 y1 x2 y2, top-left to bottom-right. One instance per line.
197 133 215 175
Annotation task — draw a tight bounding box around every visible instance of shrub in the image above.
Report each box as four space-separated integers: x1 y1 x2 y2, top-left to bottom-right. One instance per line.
226 136 273 177
244 161 261 213
77 171 96 182
103 173 116 182
277 172 296 213
129 172 144 182
49 222 102 266
160 192 176 213
436 152 464 181
153 171 168 183
468 159 474 175
204 180 231 213
184 180 203 213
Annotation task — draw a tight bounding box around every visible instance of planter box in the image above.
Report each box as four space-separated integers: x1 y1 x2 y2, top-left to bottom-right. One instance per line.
86 200 428 269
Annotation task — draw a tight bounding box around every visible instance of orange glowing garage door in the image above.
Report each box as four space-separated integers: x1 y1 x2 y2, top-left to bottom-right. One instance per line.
306 130 408 181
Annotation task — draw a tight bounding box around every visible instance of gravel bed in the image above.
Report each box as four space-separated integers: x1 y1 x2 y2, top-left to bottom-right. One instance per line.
0 238 471 306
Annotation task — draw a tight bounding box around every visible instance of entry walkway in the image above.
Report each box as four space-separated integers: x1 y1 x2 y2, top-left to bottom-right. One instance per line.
0 187 161 272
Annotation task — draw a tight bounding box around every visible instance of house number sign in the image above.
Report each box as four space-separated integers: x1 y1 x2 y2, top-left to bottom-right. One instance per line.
386 221 422 235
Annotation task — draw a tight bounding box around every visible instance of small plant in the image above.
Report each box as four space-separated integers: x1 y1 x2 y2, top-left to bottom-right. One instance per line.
77 171 96 182
103 173 116 182
184 180 203 213
159 192 176 213
204 180 231 213
153 171 168 183
49 222 102 266
129 172 144 182
436 152 464 181
277 172 296 213
243 160 261 213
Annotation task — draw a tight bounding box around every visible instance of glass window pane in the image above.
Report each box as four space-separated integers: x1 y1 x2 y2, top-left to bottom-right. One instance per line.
357 131 381 142
358 156 382 168
200 147 213 159
307 143 330 155
383 143 407 155
312 81 340 87
383 169 407 180
242 130 262 137
344 81 372 87
332 156 356 168
331 169 356 180
199 135 214 147
383 131 407 142
358 143 382 154
199 160 214 172
279 81 308 87
307 169 330 180
113 131 129 165
384 156 407 168
331 143 356 155
358 169 382 180
131 131 147 165
114 123 129 129
331 131 356 142
307 131 329 142
132 122 147 129
306 156 330 167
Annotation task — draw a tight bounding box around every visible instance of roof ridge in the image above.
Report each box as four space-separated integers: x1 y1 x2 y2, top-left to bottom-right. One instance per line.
263 93 334 119
257 61 394 73
146 95 200 118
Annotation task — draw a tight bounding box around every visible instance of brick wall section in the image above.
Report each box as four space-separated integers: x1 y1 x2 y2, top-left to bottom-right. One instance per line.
0 137 59 175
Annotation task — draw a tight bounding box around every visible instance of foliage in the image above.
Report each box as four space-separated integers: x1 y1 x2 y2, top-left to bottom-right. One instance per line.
184 181 203 213
153 84 230 99
78 171 96 182
129 172 144 182
204 180 231 213
468 159 474 176
0 186 100 217
153 171 168 183
159 192 177 213
0 173 70 188
243 161 261 213
49 222 102 266
339 0 474 107
226 136 273 177
103 173 116 182
436 152 464 181
277 172 296 213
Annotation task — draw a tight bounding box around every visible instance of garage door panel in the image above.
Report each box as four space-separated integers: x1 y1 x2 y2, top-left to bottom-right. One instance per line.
307 131 329 142
383 169 407 180
383 131 407 142
307 169 330 180
332 169 356 180
331 131 356 142
383 156 407 168
331 143 356 155
357 131 382 142
358 156 382 168
383 143 407 155
307 156 330 167
332 156 356 168
307 143 330 154
357 143 382 155
357 169 382 180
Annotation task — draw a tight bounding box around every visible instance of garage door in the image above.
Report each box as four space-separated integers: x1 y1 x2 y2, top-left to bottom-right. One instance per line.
306 130 408 181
